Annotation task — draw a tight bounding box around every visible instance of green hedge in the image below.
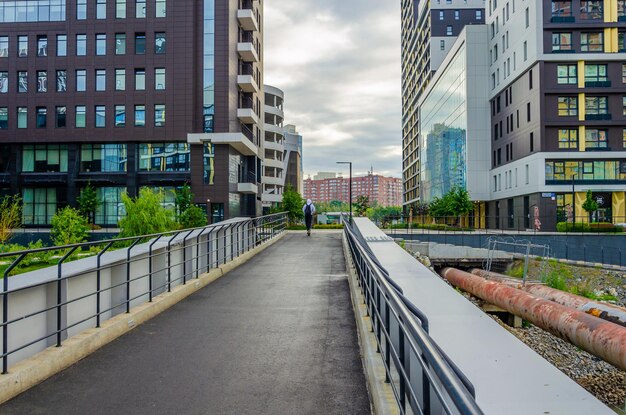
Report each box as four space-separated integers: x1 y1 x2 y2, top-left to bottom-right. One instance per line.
556 222 624 233
286 224 344 230
387 223 473 231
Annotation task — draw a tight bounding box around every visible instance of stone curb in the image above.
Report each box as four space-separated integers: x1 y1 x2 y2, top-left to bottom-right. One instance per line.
0 231 286 405
341 233 399 415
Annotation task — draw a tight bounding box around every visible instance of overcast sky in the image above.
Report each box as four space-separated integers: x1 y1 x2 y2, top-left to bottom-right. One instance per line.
264 1 402 179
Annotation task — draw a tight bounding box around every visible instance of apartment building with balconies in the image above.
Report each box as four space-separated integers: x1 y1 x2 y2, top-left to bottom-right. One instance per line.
261 84 285 208
0 0 264 226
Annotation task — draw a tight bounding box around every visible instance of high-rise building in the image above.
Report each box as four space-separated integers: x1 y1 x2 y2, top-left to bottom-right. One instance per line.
262 85 285 208
0 0 264 226
486 0 626 230
303 174 402 207
283 124 303 194
401 0 485 210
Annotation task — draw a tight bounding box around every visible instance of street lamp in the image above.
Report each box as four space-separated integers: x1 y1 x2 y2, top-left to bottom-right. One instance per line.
571 174 576 223
336 161 352 221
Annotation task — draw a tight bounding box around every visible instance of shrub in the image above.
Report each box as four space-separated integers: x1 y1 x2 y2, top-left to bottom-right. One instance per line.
557 222 623 233
118 188 177 238
544 270 567 291
51 207 90 246
0 195 22 244
179 204 207 229
77 182 99 224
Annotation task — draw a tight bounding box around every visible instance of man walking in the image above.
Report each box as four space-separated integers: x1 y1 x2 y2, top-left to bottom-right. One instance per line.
302 199 316 236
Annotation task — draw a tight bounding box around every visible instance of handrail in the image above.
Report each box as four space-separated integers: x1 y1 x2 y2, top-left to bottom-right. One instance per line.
0 212 288 374
343 218 483 415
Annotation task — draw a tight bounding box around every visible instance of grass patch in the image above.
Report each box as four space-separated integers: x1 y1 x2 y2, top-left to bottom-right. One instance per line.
505 263 525 279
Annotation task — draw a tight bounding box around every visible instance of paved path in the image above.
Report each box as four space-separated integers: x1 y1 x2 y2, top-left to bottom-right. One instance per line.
1 232 370 415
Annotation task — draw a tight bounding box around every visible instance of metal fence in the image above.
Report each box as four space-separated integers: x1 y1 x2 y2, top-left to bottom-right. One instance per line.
343 219 483 415
0 213 287 374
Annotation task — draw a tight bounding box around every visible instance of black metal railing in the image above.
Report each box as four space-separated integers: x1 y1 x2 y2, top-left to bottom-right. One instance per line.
343 218 483 415
0 213 287 374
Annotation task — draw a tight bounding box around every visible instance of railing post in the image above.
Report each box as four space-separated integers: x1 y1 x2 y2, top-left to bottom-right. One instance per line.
96 241 115 326
57 246 78 347
125 239 141 314
167 232 181 293
148 235 163 302
181 230 195 285
3 253 27 374
196 228 208 278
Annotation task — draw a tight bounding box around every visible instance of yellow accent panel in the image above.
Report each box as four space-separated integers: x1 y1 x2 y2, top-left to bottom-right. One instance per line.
575 192 588 223
613 192 625 223
604 0 617 21
578 60 585 88
579 125 586 151
604 28 612 52
613 0 619 21
578 92 585 121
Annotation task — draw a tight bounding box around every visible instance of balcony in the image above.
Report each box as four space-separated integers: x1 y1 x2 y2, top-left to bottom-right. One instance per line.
238 170 258 194
263 175 284 186
187 132 258 157
265 158 283 169
237 74 259 93
237 9 259 32
264 140 283 152
238 96 259 124
237 34 259 62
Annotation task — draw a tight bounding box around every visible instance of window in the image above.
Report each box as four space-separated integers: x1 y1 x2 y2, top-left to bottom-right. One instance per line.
115 105 125 126
584 64 607 83
623 96 626 115
580 0 603 19
523 41 527 60
22 188 57 225
96 69 106 91
81 144 127 172
18 71 27 93
0 107 6 129
18 35 28 57
116 0 126 18
0 72 7 93
558 129 578 149
17 107 27 128
135 105 145 126
530 132 534 152
529 69 533 89
136 0 146 18
623 129 626 148
552 33 572 51
558 96 578 115
439 10 444 20
95 187 127 225
76 34 86 56
476 10 482 19
135 69 145 90
525 7 529 27
96 0 106 19
585 129 608 148
77 0 87 19
557 64 576 84
440 40 445 50
56 70 67 92
75 105 86 127
446 26 452 36
0 36 7 57
154 104 165 127
135 33 146 54
115 33 126 55
115 69 125 90
96 34 106 55
37 71 47 92
155 32 166 54
552 1 572 17
454 10 459 19
37 35 47 56
155 68 165 90
527 102 531 121
621 64 626 83
36 107 47 128
156 0 166 17
76 69 86 91
95 105 106 127
581 32 603 52
585 96 608 115
56 35 67 56
203 142 214 184
55 106 66 128
139 143 190 172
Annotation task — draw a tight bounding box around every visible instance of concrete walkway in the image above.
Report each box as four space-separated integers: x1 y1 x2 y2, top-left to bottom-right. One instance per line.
0 232 370 415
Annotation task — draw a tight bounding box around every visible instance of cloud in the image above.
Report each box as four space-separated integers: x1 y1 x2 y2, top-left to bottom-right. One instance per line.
264 0 402 178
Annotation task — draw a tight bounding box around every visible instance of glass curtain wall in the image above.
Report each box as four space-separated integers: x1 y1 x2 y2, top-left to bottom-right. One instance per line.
203 0 215 132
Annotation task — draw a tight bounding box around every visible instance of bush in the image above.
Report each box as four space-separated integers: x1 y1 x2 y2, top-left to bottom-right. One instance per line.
544 269 567 291
179 204 207 229
0 195 22 244
557 222 623 233
51 207 90 246
118 188 177 238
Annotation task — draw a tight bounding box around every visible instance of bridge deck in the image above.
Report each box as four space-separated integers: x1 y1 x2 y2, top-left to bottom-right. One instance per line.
0 232 370 415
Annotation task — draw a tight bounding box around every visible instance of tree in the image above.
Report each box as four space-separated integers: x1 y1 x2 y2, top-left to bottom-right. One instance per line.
118 188 177 238
0 195 22 244
582 189 598 222
449 186 474 224
175 184 193 217
281 185 304 224
179 204 207 228
51 206 89 246
77 181 99 224
354 195 370 216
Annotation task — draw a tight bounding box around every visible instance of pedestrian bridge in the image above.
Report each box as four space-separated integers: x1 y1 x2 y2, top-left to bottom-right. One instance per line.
0 215 615 414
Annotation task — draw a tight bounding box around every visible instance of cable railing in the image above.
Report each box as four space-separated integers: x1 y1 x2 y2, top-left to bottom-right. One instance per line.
343 217 483 415
0 212 287 374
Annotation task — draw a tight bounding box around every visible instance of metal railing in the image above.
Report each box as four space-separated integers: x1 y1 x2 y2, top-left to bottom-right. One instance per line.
0 213 287 374
343 218 483 415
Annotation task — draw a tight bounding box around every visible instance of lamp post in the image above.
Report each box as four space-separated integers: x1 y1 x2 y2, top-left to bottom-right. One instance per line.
206 198 211 225
336 161 352 221
571 174 576 223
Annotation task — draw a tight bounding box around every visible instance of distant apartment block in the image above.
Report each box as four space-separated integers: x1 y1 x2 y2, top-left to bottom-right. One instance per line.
303 174 402 207
262 85 285 208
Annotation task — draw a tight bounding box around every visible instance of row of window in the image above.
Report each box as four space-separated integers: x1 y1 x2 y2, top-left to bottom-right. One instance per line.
0 32 165 58
0 68 165 93
551 0 626 20
76 0 166 20
556 95 626 118
557 128 626 149
552 32 626 53
0 1 65 23
438 9 483 21
546 160 626 181
492 164 531 192
0 104 166 129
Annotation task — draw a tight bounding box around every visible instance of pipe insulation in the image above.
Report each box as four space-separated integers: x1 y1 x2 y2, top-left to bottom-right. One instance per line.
440 267 626 371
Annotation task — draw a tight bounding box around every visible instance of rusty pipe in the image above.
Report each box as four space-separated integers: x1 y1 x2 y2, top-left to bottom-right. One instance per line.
441 267 626 371
471 269 626 328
